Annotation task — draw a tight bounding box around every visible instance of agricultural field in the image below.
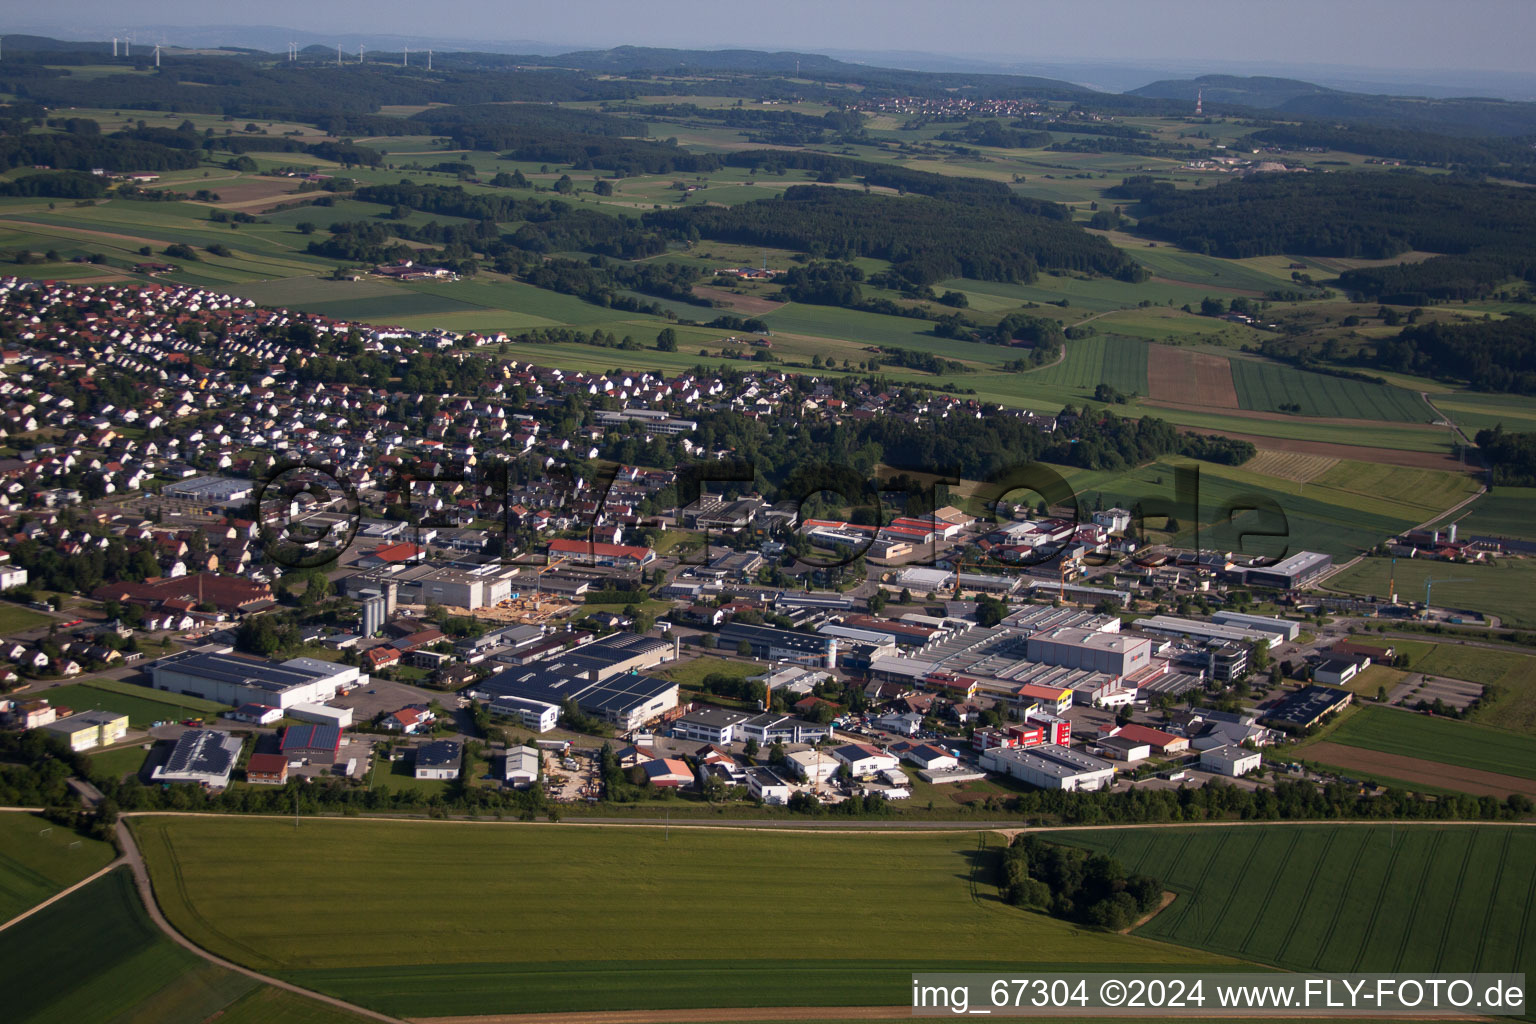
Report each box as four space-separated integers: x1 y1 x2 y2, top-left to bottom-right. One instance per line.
1030 334 1148 396
37 681 224 728
1438 486 1536 542
0 811 117 922
1229 358 1435 422
1327 557 1536 631
131 816 1230 1016
1409 642 1536 734
1321 704 1536 781
1052 824 1536 976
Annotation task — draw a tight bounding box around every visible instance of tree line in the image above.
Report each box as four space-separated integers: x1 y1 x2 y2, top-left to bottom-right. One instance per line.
1369 315 1536 394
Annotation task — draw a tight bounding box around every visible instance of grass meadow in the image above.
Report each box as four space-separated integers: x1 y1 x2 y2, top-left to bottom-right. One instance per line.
1327 557 1536 631
39 680 224 727
1052 824 1536 976
1439 487 1536 542
132 816 1230 1016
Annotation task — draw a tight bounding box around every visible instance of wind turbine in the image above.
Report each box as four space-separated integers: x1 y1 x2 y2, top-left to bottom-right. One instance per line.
402 46 408 68
427 49 432 71
289 41 298 62
337 43 342 65
154 42 161 68
359 43 365 64
113 37 118 57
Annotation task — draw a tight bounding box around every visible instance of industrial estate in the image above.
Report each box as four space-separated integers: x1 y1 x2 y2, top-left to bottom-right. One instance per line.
0 16 1533 1024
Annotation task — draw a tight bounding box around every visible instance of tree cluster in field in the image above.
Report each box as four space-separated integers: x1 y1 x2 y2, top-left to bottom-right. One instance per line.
0 123 202 173
1370 315 1536 394
1474 425 1536 485
647 185 1144 288
1001 835 1163 930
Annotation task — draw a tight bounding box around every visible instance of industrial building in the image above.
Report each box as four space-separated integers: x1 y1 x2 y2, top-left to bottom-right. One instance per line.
288 702 353 729
1132 614 1279 649
416 739 462 780
40 710 129 751
1200 744 1262 777
745 766 793 805
150 647 364 710
151 730 244 788
594 408 697 434
1027 627 1152 677
473 633 677 731
980 744 1116 791
738 713 832 746
1210 611 1301 642
671 706 752 745
547 537 656 568
161 475 254 504
1242 550 1333 590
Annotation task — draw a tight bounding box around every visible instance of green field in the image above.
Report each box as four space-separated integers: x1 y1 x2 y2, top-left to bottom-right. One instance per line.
1327 556 1536 631
0 811 116 922
1407 642 1536 734
657 655 761 688
0 603 52 633
132 817 1229 1016
1053 824 1536 976
1229 358 1433 422
1439 486 1536 542
1325 704 1536 780
38 681 225 727
1030 334 1149 395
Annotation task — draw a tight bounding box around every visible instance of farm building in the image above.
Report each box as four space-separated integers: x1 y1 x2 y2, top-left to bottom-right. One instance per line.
503 745 540 788
151 729 243 788
40 710 128 751
980 744 1115 792
281 724 342 765
244 752 289 785
1200 744 1262 777
415 740 462 780
1263 685 1353 731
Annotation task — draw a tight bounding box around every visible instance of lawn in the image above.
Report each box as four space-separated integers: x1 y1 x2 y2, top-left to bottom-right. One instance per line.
131 817 1228 1016
87 742 151 784
1051 824 1536 976
0 811 116 922
0 603 52 633
1325 704 1536 780
37 681 224 728
658 655 761 688
1327 556 1536 631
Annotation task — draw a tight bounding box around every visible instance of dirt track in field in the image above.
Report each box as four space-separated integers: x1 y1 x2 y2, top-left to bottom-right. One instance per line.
1146 398 1442 430
1146 347 1239 408
1304 743 1536 799
1179 427 1471 472
410 1008 911 1024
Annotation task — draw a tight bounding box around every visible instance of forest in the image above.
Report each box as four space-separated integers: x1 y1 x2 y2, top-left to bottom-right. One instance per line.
1000 835 1163 930
1369 315 1536 393
1474 426 1536 485
1245 124 1536 181
1112 171 1536 301
646 186 1145 288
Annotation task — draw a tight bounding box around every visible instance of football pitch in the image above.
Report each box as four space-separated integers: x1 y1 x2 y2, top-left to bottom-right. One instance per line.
131 817 1230 1016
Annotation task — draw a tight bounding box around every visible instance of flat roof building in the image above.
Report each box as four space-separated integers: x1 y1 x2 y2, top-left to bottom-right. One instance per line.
1132 615 1279 649
152 729 243 788
980 743 1115 792
40 709 129 751
504 744 540 787
474 634 677 731
1210 611 1301 642
416 739 462 780
1243 550 1332 590
150 647 363 710
719 622 837 668
1027 627 1151 678
1263 685 1353 731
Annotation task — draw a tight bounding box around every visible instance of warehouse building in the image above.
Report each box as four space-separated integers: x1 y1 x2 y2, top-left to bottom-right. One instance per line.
151 729 244 788
1132 614 1279 649
161 475 254 504
150 647 364 710
503 745 540 788
281 724 342 765
40 709 129 751
980 744 1115 792
1210 611 1301 642
1027 627 1151 677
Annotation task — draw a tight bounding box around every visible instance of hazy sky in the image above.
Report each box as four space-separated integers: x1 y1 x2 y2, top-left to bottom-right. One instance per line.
21 0 1536 73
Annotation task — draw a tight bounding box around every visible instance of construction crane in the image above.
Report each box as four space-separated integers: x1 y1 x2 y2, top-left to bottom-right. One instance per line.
1421 574 1473 619
533 555 567 599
